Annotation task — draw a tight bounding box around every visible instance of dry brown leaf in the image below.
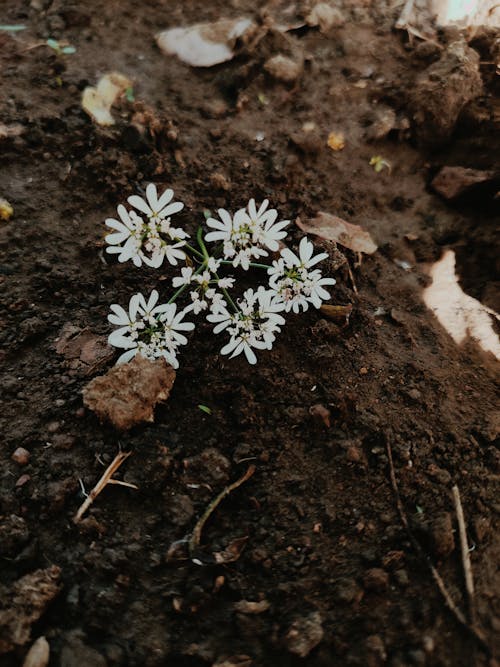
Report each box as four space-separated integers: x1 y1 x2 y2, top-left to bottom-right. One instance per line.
297 212 377 254
82 355 176 430
82 72 132 126
320 304 353 324
213 536 249 564
55 324 114 375
431 166 498 200
156 18 256 67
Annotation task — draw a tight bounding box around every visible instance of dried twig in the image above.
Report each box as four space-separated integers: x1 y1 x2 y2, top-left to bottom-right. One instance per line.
452 484 476 624
384 434 490 655
189 465 256 560
74 451 137 524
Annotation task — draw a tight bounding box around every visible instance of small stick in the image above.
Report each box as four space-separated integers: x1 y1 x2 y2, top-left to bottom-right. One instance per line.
189 465 256 559
346 260 358 294
74 451 137 524
384 434 490 655
395 0 415 29
452 485 476 624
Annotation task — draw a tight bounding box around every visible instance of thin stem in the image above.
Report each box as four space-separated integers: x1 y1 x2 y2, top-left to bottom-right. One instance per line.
220 260 270 270
197 227 210 262
184 242 204 260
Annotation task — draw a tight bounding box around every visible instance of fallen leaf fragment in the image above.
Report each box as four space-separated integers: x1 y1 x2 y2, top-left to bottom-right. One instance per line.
0 198 13 220
213 536 249 564
423 250 500 360
156 18 256 67
234 599 271 614
82 355 176 430
327 131 345 151
22 637 50 667
82 72 132 126
297 212 377 254
55 323 114 375
0 567 61 654
320 304 353 324
431 166 498 200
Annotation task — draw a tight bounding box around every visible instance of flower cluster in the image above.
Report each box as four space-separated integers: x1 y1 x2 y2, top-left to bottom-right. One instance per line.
108 290 194 369
105 183 187 268
105 184 337 366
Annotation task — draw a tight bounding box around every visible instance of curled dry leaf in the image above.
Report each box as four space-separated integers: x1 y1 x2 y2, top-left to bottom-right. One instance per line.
213 536 249 564
320 304 353 324
297 212 377 254
82 72 132 126
156 18 256 67
55 323 114 376
22 636 50 667
0 567 61 655
82 355 176 430
431 166 498 200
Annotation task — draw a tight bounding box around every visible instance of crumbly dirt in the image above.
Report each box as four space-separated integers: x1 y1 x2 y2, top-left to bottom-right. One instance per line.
1 2 499 666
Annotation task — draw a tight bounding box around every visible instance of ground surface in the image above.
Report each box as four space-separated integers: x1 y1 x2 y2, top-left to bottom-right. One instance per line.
0 1 499 666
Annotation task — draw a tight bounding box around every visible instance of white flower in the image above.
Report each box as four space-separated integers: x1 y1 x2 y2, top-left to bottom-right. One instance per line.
243 199 289 252
205 207 268 270
217 277 235 289
189 291 208 315
207 257 221 273
128 183 184 221
268 237 336 313
108 291 194 368
172 266 194 288
105 184 187 268
207 287 285 364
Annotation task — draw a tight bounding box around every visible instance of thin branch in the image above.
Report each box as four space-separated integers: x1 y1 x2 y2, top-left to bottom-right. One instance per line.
452 484 476 625
189 465 256 560
74 451 135 524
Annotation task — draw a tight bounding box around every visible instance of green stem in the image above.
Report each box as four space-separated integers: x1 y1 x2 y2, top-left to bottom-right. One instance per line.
197 227 210 262
220 260 270 270
184 242 204 260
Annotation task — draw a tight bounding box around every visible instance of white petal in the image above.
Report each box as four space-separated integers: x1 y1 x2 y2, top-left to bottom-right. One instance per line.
146 183 159 210
156 187 174 211
160 201 183 217
128 194 152 216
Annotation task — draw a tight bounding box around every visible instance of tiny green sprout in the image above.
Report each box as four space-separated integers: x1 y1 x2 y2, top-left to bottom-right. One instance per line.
46 38 76 56
258 92 268 106
369 155 392 174
0 24 26 32
415 504 424 514
125 86 135 102
203 209 212 220
198 404 212 415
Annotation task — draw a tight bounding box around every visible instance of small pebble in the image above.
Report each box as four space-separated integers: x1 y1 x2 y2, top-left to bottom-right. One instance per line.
12 447 30 465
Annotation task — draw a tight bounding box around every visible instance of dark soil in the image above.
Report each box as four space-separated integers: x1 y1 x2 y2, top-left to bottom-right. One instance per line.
1 2 499 666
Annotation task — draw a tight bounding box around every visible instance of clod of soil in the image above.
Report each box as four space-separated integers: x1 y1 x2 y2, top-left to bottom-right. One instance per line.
82 355 176 430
